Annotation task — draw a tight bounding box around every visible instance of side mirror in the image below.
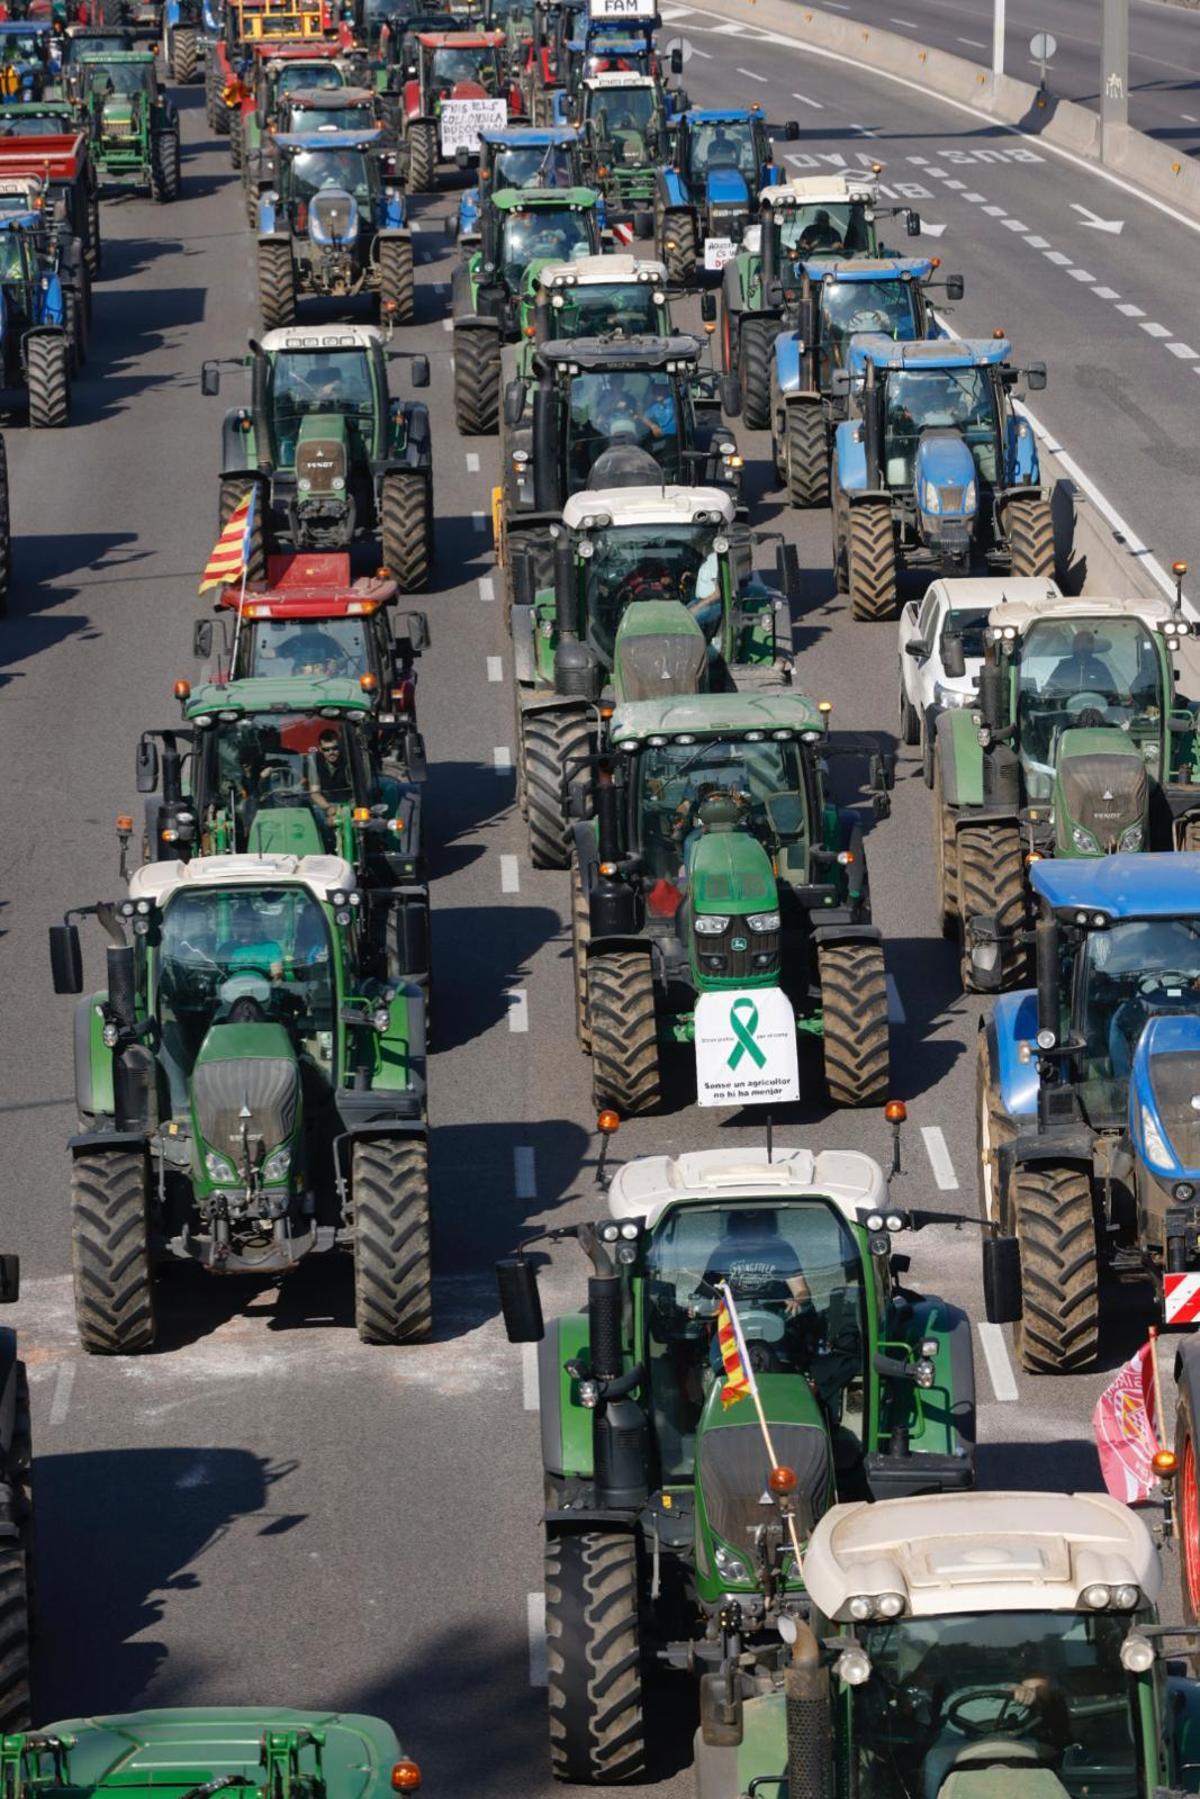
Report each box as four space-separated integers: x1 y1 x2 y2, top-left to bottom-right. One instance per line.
945 273 964 301
1026 362 1047 392
906 209 921 236
503 377 526 428
445 211 459 239
633 207 655 238
455 144 470 168
940 630 967 680
669 44 682 72
399 609 430 652
829 367 851 396
496 1255 544 1342
49 922 83 995
784 117 799 139
700 291 716 324
0 1255 19 1305
775 540 800 601
193 618 214 660
982 1234 1022 1325
720 371 741 418
410 354 430 388
905 636 929 659
200 361 220 396
135 737 159 794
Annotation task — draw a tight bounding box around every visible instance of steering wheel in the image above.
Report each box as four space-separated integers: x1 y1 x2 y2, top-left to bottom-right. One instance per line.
1138 970 1198 997
943 1689 1038 1739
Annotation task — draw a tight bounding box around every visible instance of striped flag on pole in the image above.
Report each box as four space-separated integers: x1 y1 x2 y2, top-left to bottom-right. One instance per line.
716 1282 753 1409
198 487 256 595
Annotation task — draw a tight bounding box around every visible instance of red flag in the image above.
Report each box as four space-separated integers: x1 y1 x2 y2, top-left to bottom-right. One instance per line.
716 1283 753 1410
1092 1339 1160 1503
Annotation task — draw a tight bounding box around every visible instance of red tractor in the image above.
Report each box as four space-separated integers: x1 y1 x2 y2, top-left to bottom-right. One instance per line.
400 29 522 190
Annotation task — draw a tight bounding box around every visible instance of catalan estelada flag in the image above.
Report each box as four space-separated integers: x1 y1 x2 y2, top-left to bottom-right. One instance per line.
198 487 256 595
716 1282 753 1409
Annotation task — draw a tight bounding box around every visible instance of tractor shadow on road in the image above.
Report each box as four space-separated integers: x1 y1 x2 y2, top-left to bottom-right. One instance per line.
432 1116 595 1271
0 531 145 683
424 757 518 878
431 903 563 1049
31 1443 289 1719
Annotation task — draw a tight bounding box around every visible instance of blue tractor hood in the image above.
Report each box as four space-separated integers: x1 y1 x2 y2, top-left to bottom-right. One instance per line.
308 187 359 246
914 429 977 541
1130 1012 1200 1180
706 165 750 207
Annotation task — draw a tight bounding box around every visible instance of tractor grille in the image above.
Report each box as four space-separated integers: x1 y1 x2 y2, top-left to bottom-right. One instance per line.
1147 1050 1200 1171
937 484 965 512
1058 752 1146 852
310 187 356 243
691 912 780 980
616 630 707 700
295 437 346 496
193 1054 299 1162
699 1416 829 1554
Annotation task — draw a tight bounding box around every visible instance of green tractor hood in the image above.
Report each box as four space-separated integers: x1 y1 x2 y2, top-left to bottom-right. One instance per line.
292 410 353 502
693 1373 831 1606
244 805 327 858
188 1018 301 1195
1051 725 1148 856
688 824 780 990
612 597 710 702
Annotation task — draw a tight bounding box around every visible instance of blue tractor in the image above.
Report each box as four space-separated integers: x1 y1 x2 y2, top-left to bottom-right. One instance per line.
256 130 413 330
452 123 587 243
830 333 1054 621
548 17 685 125
768 255 962 510
654 104 795 285
978 854 1200 1375
0 22 58 103
0 213 71 428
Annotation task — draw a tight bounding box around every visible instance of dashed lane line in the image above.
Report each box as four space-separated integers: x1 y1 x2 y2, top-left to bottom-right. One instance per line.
1141 321 1172 337
1067 267 1097 281
920 1125 959 1191
493 746 512 775
507 989 530 1034
1168 342 1198 359
528 1593 548 1686
514 1145 536 1200
487 655 503 683
978 1322 1020 1402
737 65 767 80
479 575 496 602
48 1361 75 1426
500 853 520 894
522 1344 540 1411
792 91 823 107
1116 301 1146 316
465 451 480 472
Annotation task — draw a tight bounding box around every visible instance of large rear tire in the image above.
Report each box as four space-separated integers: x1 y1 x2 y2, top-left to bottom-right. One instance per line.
0 1548 30 1732
522 708 592 870
453 325 502 435
1011 1162 1100 1374
85 187 101 276
956 820 1028 991
70 1150 157 1355
25 334 69 429
1178 1375 1200 1623
351 1135 432 1345
818 938 889 1107
152 129 180 202
1006 492 1055 579
229 104 244 169
218 475 266 582
660 206 695 284
257 238 295 331
570 856 591 1053
587 950 661 1116
407 119 437 192
847 499 897 621
171 26 198 82
784 399 828 509
737 316 773 431
381 470 432 593
379 234 415 326
545 1530 646 1785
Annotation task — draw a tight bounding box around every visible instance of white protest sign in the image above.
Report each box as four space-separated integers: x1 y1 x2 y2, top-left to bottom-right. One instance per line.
695 986 800 1108
588 0 656 19
703 235 736 270
439 97 508 157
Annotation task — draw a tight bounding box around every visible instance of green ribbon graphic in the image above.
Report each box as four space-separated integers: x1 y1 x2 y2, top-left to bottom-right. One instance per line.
727 998 767 1071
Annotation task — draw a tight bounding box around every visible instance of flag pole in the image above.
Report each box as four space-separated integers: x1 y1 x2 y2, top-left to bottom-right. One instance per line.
229 488 256 674
1148 1325 1166 1451
721 1282 807 1579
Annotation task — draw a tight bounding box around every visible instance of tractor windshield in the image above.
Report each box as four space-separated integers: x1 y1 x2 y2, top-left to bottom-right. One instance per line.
493 142 573 186
821 277 920 361
242 616 372 681
643 1198 865 1479
500 204 591 281
882 366 999 488
848 1609 1143 1799
589 83 657 150
686 119 757 180
1078 917 1200 1098
0 233 25 281
201 712 368 851
0 112 72 133
85 58 153 93
290 101 374 130
632 735 810 886
565 368 683 484
1014 616 1164 787
155 884 336 1091
549 279 661 338
64 32 130 59
287 146 372 205
0 33 45 60
777 200 875 260
428 44 500 90
274 60 344 95
583 522 718 664
266 349 375 445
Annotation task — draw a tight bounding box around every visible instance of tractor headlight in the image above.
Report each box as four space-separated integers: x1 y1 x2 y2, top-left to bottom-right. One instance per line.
298 477 312 492
1071 825 1100 854
747 911 781 933
1081 1584 1111 1610
102 1021 120 1049
834 1645 873 1687
205 1148 238 1183
694 914 729 935
1112 1583 1141 1611
1119 822 1143 851
261 1144 291 1183
921 479 941 515
331 476 345 491
1120 1631 1155 1673
874 1591 905 1619
1140 1106 1173 1170
713 1544 750 1583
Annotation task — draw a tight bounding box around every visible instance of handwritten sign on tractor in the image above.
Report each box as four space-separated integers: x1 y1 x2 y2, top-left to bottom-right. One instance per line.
588 0 656 20
694 986 800 1108
439 97 508 157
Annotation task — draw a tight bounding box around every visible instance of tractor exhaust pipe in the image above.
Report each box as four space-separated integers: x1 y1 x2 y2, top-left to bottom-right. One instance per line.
106 942 155 1135
978 646 1004 733
555 534 577 642
588 1271 648 1509
591 773 636 935
1036 912 1058 1048
784 1622 832 1799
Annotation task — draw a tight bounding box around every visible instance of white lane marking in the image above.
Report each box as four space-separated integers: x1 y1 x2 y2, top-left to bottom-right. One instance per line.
737 65 767 80
906 154 929 164
1043 248 1072 264
851 122 879 135
49 1361 75 1426
1070 201 1124 234
528 1593 548 1685
1116 300 1146 316
500 853 520 893
494 745 512 774
962 190 986 202
920 1125 959 1191
1184 113 1199 123
522 1342 540 1410
885 974 906 1025
1067 267 1097 281
942 178 967 190
514 1144 537 1200
792 91 823 107
1092 285 1120 299
890 15 916 25
977 1322 1020 1403
507 988 530 1033
1141 320 1172 337
981 203 1007 217
957 34 986 46
441 317 453 331
466 451 480 472
1024 233 1050 247
472 510 487 533
479 575 496 602
1168 342 1198 359
487 655 503 683
687 41 713 55
922 221 947 236
1001 217 1028 230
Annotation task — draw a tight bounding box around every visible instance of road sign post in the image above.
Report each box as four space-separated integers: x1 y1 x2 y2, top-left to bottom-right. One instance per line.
992 0 1005 77
1101 0 1128 158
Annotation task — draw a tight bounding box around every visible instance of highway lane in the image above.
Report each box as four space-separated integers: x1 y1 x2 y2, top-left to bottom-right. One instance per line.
852 0 1200 158
0 21 1186 1799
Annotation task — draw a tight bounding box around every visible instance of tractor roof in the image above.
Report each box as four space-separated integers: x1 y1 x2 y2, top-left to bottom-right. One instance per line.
275 128 381 149
536 331 699 370
763 171 877 205
260 322 383 352
583 69 655 87
185 675 374 717
82 48 154 59
483 124 578 144
563 482 732 530
846 334 1012 374
805 1492 1159 1622
610 690 826 746
684 107 760 124
0 211 39 231
129 853 359 906
489 183 597 209
0 19 51 32
416 28 504 42
254 39 342 56
931 575 1059 612
218 553 397 615
1031 852 1200 921
535 250 665 286
287 84 376 104
986 589 1181 637
805 255 934 282
607 1145 887 1233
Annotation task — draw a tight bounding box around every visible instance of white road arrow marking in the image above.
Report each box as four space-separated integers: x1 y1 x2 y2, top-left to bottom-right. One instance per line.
1070 202 1125 234
921 221 947 237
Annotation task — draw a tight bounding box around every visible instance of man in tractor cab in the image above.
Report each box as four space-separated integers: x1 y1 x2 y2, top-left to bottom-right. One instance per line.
216 899 286 985
308 728 355 827
703 1208 813 1313
276 625 352 677
798 207 842 253
1044 629 1118 699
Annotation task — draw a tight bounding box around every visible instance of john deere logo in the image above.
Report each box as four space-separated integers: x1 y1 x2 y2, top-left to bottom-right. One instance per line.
727 998 766 1070
731 934 748 952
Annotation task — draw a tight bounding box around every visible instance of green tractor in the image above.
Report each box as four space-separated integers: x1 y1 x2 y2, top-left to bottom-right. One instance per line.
575 688 893 1112
76 52 181 200
451 183 602 434
512 482 794 868
571 71 663 238
933 588 1200 992
201 326 434 594
511 250 673 378
496 1131 976 1782
49 848 431 1352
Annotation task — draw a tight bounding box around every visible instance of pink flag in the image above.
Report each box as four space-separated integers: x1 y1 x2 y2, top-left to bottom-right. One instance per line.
1092 1339 1160 1504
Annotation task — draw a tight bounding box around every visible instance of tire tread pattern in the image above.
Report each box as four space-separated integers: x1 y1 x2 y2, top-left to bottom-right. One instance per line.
847 499 897 620
453 326 502 435
381 471 431 593
545 1530 646 1785
352 1136 432 1344
587 951 661 1116
523 709 592 869
1013 1163 1100 1374
70 1150 156 1355
818 939 889 1106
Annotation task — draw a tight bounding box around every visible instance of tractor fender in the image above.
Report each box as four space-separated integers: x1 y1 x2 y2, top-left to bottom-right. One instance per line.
378 189 406 229
656 166 688 209
521 689 590 719
450 259 475 316
934 706 986 809
772 330 806 397
812 922 882 950
540 1312 591 1477
511 603 537 686
586 932 652 962
549 90 569 125
987 994 1040 1121
74 993 115 1120
220 406 253 473
572 819 599 882
257 188 285 232
832 419 869 494
544 1509 638 1535
902 1296 976 1463
1005 411 1040 486
68 1128 146 1153
453 311 501 337
341 1115 426 1142
0 1332 23 1483
1012 1127 1096 1172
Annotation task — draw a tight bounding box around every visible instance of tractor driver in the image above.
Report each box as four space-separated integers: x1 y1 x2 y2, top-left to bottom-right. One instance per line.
700 1208 815 1375
798 207 842 253
309 728 355 828
1044 629 1117 701
307 361 345 410
277 627 349 677
216 901 286 986
702 122 740 170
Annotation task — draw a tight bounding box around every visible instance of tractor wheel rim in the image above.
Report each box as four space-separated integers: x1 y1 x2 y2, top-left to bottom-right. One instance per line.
1184 1432 1200 1615
980 1085 994 1221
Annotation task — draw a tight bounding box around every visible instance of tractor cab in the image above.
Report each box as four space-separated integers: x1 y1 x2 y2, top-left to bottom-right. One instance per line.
59 24 133 65
252 324 399 502
417 27 504 101
466 183 599 332
252 43 347 123
760 173 885 284
575 72 663 218
525 252 669 354
76 49 180 197
454 124 582 238
675 107 773 194
275 80 376 132
0 23 56 102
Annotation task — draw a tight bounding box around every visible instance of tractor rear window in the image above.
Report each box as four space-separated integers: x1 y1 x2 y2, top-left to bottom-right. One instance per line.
86 60 153 93
500 205 591 281
0 235 24 281
203 713 365 854
291 103 374 130
643 1199 865 1479
633 734 809 885
276 62 345 94
821 278 920 354
1014 616 1162 787
0 34 44 60
564 369 682 486
549 279 661 338
686 120 757 180
243 617 371 681
494 143 573 187
779 201 874 258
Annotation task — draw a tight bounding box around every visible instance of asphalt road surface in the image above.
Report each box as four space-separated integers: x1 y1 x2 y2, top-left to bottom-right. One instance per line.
0 15 1192 1795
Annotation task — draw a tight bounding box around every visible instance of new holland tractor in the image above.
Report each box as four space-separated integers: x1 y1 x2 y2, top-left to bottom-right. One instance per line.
575 684 894 1112
512 483 795 868
230 39 346 178
451 183 601 434
978 852 1200 1374
496 1135 976 1782
934 590 1200 992
50 849 431 1351
699 1488 1198 1799
831 334 1055 622
452 123 587 243
769 255 962 511
247 84 381 222
256 130 413 329
655 105 795 285
0 212 72 428
76 51 181 199
202 325 434 593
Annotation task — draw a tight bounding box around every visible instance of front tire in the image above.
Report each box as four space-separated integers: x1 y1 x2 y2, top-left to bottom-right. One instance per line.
25 335 69 429
70 1150 157 1355
257 238 295 331
0 1548 30 1731
570 857 592 1053
1012 1162 1100 1374
587 950 661 1115
545 1530 646 1785
351 1135 432 1345
847 498 897 620
379 234 415 326
737 316 774 431
0 435 12 616
453 325 501 435
171 25 198 82
660 207 695 284
229 105 244 169
818 938 889 1107
1005 491 1055 579
152 129 181 202
381 470 432 593
522 708 592 869
407 119 437 192
899 669 920 746
784 399 828 508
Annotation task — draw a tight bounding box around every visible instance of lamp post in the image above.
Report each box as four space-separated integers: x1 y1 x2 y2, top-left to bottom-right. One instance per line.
1101 0 1129 156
